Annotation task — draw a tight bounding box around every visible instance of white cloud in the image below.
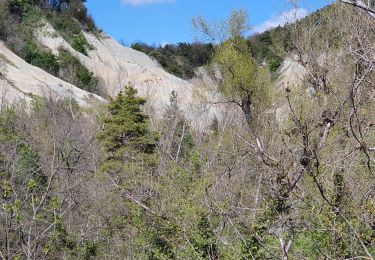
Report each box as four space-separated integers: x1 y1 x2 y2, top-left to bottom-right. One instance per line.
121 0 175 6
253 8 308 34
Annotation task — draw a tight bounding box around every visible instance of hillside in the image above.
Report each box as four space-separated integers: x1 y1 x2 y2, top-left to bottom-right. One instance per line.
0 41 103 106
0 0 205 118
0 0 305 122
35 21 195 113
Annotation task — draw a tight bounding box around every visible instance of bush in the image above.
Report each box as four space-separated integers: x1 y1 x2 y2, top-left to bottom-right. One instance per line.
70 32 92 56
131 42 155 54
47 12 96 56
8 0 31 15
18 5 44 34
58 48 98 93
269 57 282 73
22 41 60 75
69 0 96 31
75 66 98 92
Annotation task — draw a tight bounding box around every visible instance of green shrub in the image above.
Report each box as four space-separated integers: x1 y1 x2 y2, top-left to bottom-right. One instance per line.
22 41 60 76
131 42 213 79
69 0 96 32
18 5 44 36
269 57 282 72
70 32 93 56
47 13 96 56
46 12 81 40
75 66 98 92
58 48 98 93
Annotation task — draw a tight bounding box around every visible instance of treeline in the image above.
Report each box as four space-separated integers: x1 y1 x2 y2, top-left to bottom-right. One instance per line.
131 42 214 79
131 5 344 81
131 34 284 80
248 29 284 73
6 0 96 31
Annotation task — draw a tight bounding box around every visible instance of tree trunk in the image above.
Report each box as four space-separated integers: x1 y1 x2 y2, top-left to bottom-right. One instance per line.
241 96 252 126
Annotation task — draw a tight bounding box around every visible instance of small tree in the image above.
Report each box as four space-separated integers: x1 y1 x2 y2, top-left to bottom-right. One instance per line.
160 91 194 162
98 84 157 177
193 10 271 126
98 85 163 258
213 36 271 125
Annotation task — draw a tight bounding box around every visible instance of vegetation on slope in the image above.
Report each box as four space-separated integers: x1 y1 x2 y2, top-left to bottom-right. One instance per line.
131 42 214 79
130 30 284 79
58 47 99 93
0 0 103 95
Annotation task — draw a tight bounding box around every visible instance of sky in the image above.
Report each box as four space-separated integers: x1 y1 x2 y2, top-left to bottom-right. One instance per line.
85 0 333 46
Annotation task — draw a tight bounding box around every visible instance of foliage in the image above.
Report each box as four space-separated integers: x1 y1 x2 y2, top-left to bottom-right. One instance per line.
192 214 220 259
0 100 95 259
192 9 251 43
213 36 271 115
46 11 82 39
160 91 194 161
7 0 96 31
22 41 60 75
98 85 162 257
8 0 36 15
75 65 97 91
98 85 158 162
131 42 213 79
248 30 283 72
70 32 93 56
68 0 96 31
58 48 99 93
193 10 272 125
1 3 375 259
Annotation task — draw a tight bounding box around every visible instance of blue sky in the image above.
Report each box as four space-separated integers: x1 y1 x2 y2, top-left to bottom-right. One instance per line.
85 0 333 46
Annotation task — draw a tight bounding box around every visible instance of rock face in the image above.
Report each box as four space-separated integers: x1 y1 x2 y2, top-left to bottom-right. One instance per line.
0 41 104 107
273 57 307 123
0 19 220 128
35 22 195 114
275 57 306 91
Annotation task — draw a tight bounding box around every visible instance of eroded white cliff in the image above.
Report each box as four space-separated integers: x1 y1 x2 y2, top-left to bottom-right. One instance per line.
35 21 195 114
0 41 104 107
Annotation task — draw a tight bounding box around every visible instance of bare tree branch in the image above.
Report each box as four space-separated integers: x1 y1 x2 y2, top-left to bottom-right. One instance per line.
340 0 375 19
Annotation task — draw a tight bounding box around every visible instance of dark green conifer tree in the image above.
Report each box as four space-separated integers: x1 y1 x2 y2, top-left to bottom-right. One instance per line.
98 84 158 180
98 85 164 257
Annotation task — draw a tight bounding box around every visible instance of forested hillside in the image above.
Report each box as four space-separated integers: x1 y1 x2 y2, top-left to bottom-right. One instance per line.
131 42 214 79
1 1 375 259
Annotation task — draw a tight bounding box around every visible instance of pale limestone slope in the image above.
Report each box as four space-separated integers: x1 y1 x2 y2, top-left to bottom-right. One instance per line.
274 57 307 123
0 41 104 107
275 57 306 91
36 22 194 114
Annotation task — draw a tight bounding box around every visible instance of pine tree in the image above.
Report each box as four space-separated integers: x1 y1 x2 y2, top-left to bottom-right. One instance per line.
98 84 158 180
